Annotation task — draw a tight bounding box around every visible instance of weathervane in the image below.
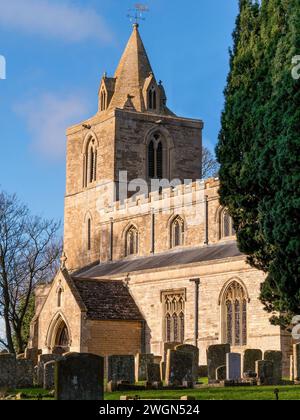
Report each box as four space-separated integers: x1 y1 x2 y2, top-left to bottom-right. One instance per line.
127 3 149 26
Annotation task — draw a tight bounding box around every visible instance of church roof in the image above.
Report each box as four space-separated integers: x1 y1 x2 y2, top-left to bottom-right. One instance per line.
72 278 144 321
74 242 243 279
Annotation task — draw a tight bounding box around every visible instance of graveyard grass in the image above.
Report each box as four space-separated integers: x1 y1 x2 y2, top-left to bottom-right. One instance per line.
8 382 300 400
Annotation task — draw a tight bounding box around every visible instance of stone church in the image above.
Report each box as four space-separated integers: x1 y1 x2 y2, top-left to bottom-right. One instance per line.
27 24 292 374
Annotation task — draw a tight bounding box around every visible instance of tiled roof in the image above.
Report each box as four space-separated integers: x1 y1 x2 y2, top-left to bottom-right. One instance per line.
72 278 144 321
75 242 243 279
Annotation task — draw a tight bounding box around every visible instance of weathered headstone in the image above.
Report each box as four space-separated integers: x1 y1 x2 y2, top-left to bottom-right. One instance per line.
146 363 161 383
160 361 166 382
153 356 162 365
107 355 135 384
255 360 274 385
0 354 16 388
175 344 199 382
36 354 63 387
55 353 104 400
135 354 154 382
44 361 55 390
216 365 226 381
207 344 230 383
290 355 294 381
226 353 241 381
16 359 34 388
243 349 262 373
294 344 300 382
163 342 181 362
165 350 193 386
264 351 282 385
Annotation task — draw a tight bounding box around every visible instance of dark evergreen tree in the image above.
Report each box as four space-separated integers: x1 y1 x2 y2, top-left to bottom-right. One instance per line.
217 0 300 326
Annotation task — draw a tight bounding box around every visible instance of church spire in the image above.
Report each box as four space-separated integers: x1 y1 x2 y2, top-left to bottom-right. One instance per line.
108 24 154 112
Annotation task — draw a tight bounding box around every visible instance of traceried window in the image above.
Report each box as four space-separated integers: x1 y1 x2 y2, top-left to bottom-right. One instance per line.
148 132 164 179
148 86 157 110
125 225 139 257
223 281 247 346
220 209 235 239
163 291 185 343
170 216 184 248
83 138 97 187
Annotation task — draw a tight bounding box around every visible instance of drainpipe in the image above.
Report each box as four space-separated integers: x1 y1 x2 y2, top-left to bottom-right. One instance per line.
110 217 114 262
204 195 209 245
190 278 200 348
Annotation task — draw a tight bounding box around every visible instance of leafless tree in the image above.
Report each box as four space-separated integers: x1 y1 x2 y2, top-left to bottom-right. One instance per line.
0 191 61 353
202 146 219 179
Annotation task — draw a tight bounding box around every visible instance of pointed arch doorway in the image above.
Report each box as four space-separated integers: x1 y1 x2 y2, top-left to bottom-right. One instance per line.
46 313 71 354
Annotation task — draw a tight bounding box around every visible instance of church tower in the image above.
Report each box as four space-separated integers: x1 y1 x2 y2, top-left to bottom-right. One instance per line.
64 24 203 271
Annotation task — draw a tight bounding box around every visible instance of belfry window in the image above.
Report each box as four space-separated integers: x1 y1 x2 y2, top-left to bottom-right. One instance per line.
147 133 164 179
222 281 247 346
125 225 139 257
163 291 185 343
83 139 97 187
220 209 235 239
170 216 184 248
148 86 157 110
100 89 107 111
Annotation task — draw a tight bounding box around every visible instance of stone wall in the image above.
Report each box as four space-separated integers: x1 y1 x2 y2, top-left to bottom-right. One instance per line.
0 354 34 388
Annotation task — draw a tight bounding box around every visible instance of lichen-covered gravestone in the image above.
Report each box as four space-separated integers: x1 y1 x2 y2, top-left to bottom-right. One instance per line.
243 349 262 374
0 354 16 388
207 344 230 383
165 350 193 386
55 353 104 400
135 354 154 382
107 355 135 384
256 360 274 385
175 344 199 382
226 353 241 381
163 342 181 362
160 361 166 382
44 361 55 390
16 359 34 388
264 351 282 385
146 363 161 383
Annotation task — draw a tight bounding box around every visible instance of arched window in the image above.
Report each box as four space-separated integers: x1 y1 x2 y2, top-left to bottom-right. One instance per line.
220 209 235 239
87 218 92 251
147 132 165 179
170 216 184 248
223 281 247 346
148 86 157 110
163 291 185 343
125 226 139 257
83 138 97 187
56 323 70 348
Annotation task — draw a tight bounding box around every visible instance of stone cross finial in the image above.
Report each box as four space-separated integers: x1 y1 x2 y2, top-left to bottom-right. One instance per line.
60 252 67 270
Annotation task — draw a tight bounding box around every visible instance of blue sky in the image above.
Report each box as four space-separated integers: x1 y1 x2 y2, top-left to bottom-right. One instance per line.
0 0 238 223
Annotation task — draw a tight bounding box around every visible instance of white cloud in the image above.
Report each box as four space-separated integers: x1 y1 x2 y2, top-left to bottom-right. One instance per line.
15 92 90 160
0 0 113 43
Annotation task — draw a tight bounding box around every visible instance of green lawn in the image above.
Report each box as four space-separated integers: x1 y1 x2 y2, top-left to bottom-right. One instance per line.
5 384 300 400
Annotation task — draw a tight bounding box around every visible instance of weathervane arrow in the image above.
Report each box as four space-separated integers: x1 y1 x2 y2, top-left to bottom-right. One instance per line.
127 3 149 26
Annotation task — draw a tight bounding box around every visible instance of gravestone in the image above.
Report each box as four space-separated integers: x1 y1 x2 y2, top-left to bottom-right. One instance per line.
207 344 230 383
36 354 63 387
160 361 166 382
165 350 193 386
0 354 16 388
163 342 181 362
107 355 135 384
153 356 162 365
243 349 262 373
216 365 226 381
226 353 241 381
290 355 294 381
255 360 274 385
294 344 300 382
16 359 34 388
55 353 104 401
264 351 282 385
146 363 161 383
135 354 154 382
44 361 55 390
175 344 199 382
